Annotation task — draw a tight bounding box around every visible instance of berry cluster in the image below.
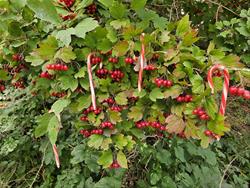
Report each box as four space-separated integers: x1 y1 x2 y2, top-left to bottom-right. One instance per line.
154 78 173 88
110 70 124 82
176 94 193 103
51 92 67 98
40 72 52 79
109 161 120 169
80 129 103 137
80 116 88 122
110 106 122 112
86 3 97 14
124 57 134 64
0 85 5 92
12 54 24 62
229 86 250 100
204 130 219 139
100 121 114 129
12 80 25 89
58 0 75 7
192 107 210 120
96 68 109 79
83 105 102 115
144 64 156 71
135 121 166 131
108 57 119 63
213 70 222 77
46 64 68 71
61 13 76 21
102 97 115 105
91 56 102 65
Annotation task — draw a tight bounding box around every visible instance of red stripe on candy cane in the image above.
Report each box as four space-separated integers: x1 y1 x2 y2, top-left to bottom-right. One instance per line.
207 64 230 116
87 53 97 110
138 33 145 92
53 144 60 168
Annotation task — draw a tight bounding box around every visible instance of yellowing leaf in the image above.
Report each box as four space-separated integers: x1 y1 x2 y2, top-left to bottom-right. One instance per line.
165 114 185 134
115 92 128 105
97 150 113 168
176 15 190 37
117 151 128 168
149 88 164 102
128 106 143 121
55 46 76 63
113 41 129 56
88 134 104 149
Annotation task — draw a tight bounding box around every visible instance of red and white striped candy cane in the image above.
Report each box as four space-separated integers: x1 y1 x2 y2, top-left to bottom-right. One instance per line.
53 144 60 168
87 53 97 110
138 33 145 92
207 64 230 115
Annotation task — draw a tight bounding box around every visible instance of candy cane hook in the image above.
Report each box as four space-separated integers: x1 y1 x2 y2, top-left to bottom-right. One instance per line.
207 64 230 116
138 33 145 92
87 53 97 110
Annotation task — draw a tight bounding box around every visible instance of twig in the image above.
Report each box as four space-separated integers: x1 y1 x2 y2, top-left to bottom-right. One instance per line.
215 4 222 22
29 143 48 188
206 0 239 17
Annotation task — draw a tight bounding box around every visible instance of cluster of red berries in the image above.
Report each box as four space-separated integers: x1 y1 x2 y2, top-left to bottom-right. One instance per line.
12 80 25 89
229 86 250 100
110 105 123 112
80 129 103 137
91 56 102 65
204 130 219 139
100 121 114 129
108 57 119 63
176 94 193 103
96 68 109 79
80 116 88 122
102 97 115 105
12 63 27 73
40 72 52 79
86 3 97 14
83 105 102 115
154 78 173 88
46 64 68 71
109 160 120 169
51 92 67 98
0 85 5 92
124 57 134 64
58 0 75 7
61 13 76 21
135 121 166 131
12 54 24 62
192 107 210 120
110 70 124 82
144 64 157 71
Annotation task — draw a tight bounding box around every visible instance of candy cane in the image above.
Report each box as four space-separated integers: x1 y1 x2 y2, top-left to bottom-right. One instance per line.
53 144 60 168
87 53 97 110
138 33 145 92
207 64 230 115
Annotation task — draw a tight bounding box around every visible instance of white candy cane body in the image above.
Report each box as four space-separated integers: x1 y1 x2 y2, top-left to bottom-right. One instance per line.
53 144 60 168
138 33 145 92
207 64 230 115
87 53 97 110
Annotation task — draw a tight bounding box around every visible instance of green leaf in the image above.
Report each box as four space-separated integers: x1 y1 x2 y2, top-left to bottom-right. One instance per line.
109 2 126 19
27 0 61 25
131 0 147 10
156 149 171 165
117 151 128 168
164 85 183 99
75 95 91 112
176 15 190 37
70 144 86 164
25 55 44 66
35 36 58 60
97 150 113 168
35 113 53 138
100 138 112 151
55 28 75 47
204 97 218 120
113 41 129 56
128 106 143 121
109 110 122 124
58 75 78 91
51 99 71 115
48 115 60 145
174 146 186 162
8 21 22 37
190 74 204 94
165 115 185 134
74 67 86 78
88 134 104 149
115 92 128 105
55 46 76 63
219 55 244 68
112 134 128 149
150 173 161 185
0 70 11 81
149 88 164 102
98 0 114 7
75 18 99 39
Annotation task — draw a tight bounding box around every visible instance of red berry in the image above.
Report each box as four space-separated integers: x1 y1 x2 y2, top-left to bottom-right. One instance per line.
229 86 238 95
204 130 212 136
237 88 245 96
243 90 250 100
